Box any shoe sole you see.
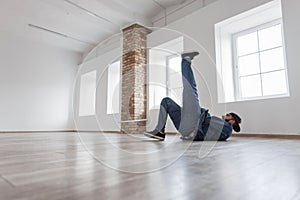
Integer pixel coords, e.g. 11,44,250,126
181,52,199,59
180,136,193,140
144,132,164,141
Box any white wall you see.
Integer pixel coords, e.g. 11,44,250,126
148,0,300,134
0,31,81,131
76,0,300,134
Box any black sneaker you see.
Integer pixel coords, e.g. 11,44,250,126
144,130,165,141
180,133,204,141
193,134,204,141
181,51,199,60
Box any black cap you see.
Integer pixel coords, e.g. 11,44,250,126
229,112,241,132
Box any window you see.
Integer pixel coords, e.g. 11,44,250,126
79,70,97,116
215,0,289,102
167,55,182,103
148,49,167,109
148,54,182,109
148,37,183,109
233,21,288,99
107,61,121,114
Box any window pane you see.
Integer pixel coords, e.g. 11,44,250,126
107,61,120,114
240,75,262,98
167,55,182,104
238,53,260,76
260,47,284,73
149,84,166,109
237,32,258,56
169,73,182,89
168,56,181,74
148,64,166,109
79,71,96,116
262,70,287,96
258,24,282,51
168,87,182,106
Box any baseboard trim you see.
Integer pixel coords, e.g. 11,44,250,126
0,130,75,134
165,132,179,135
1,130,299,140
0,130,123,134
74,130,122,133
166,132,300,140
232,133,300,140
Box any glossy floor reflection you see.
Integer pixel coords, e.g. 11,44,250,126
0,132,299,200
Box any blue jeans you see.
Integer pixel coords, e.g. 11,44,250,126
155,59,201,136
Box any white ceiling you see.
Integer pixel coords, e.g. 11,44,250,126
0,0,212,54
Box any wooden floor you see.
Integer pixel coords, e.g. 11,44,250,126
0,132,300,200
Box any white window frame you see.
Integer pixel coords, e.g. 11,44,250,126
79,70,97,117
148,54,182,110
232,19,289,101
148,37,183,109
106,60,121,114
166,54,182,104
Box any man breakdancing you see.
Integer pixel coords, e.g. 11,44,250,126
144,52,241,141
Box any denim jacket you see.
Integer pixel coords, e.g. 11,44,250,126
197,108,233,141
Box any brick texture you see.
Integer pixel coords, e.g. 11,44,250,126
121,24,151,134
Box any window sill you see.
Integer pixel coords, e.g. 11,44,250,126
218,93,290,104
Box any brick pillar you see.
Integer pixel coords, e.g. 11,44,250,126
121,24,151,134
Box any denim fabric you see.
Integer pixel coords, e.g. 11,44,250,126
178,59,201,136
155,97,181,132
155,58,233,140
200,116,232,141
155,59,200,135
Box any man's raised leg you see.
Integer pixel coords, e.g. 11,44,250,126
178,52,201,137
